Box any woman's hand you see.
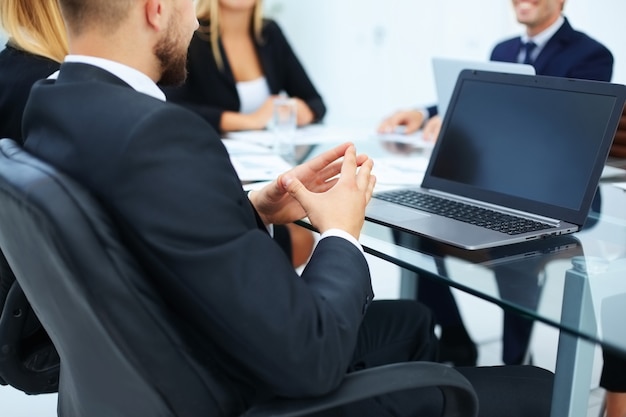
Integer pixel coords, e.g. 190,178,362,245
293,98,315,126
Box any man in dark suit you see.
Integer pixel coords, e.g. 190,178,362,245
468,0,614,366
21,0,555,415
491,0,613,81
379,0,613,135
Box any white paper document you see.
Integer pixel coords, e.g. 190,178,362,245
371,131,436,149
611,182,626,191
601,165,626,179
228,154,292,182
371,156,430,185
221,139,271,155
227,125,367,147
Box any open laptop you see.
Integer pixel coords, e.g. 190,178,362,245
432,57,535,119
366,70,626,250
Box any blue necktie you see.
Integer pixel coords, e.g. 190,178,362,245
522,41,537,65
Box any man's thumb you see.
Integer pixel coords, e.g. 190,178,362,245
282,175,307,201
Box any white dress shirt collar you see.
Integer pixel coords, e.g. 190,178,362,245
64,55,166,102
521,14,565,50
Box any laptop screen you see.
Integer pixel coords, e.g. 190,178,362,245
422,70,625,226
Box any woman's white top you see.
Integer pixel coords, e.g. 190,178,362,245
236,77,271,114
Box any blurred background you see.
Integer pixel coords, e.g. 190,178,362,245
263,0,626,126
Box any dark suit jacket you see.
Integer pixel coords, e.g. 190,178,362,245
163,19,326,132
0,45,59,143
490,17,613,81
428,17,614,118
23,62,372,416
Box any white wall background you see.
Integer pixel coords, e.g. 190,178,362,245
2,1,623,128
264,0,626,127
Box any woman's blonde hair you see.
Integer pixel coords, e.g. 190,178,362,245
195,0,264,70
0,0,68,62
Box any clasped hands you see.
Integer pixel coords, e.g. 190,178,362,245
248,142,376,240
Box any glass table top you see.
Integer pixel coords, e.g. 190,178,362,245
292,134,626,356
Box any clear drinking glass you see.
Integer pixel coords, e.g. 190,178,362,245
271,97,297,165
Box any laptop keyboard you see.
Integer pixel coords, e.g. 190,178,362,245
373,190,556,235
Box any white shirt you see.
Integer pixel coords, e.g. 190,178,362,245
519,15,565,64
64,55,166,101
59,55,363,253
236,77,271,114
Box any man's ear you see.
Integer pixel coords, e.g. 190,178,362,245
145,0,165,31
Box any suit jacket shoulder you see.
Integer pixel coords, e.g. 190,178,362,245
534,18,613,81
490,17,613,81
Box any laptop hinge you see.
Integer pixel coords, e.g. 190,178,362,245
428,189,562,226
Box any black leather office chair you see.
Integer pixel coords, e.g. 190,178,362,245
0,257,59,394
0,138,478,417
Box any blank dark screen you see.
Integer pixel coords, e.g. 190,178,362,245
429,79,615,211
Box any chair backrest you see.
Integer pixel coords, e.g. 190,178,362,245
0,254,60,394
0,139,219,416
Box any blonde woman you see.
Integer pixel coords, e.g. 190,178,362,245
0,0,68,142
163,0,325,133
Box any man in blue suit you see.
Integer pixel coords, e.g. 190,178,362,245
489,0,614,366
491,0,613,81
378,0,613,136
379,0,615,367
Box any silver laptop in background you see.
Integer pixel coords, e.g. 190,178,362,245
432,57,535,119
366,70,626,250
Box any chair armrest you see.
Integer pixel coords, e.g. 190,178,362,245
243,361,478,417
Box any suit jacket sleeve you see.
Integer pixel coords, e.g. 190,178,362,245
104,105,372,396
